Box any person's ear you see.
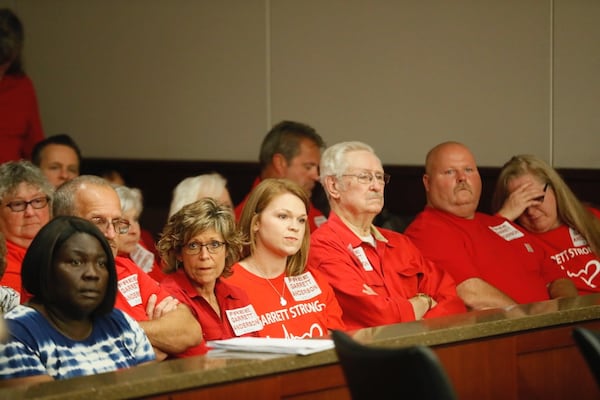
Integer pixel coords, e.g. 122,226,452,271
252,215,260,233
272,153,287,176
423,174,430,193
324,175,342,200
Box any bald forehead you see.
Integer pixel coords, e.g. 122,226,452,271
426,142,475,172
74,183,121,216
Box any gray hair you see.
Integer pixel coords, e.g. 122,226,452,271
168,173,228,217
319,141,377,186
114,185,143,216
53,175,112,217
0,160,54,207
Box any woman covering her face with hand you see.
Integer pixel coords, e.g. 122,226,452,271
492,154,600,295
0,216,155,387
157,198,260,356
226,179,345,338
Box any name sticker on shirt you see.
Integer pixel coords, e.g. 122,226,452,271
226,305,263,336
117,274,142,307
131,243,155,273
286,271,322,301
351,246,374,271
488,221,524,242
569,227,588,247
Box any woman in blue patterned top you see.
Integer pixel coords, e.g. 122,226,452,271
0,216,155,387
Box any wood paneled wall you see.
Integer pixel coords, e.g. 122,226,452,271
82,158,600,239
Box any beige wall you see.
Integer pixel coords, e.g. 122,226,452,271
5,0,599,168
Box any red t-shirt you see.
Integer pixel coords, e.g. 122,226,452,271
0,75,45,163
113,256,173,321
161,269,259,356
126,240,167,283
529,208,600,295
405,207,565,304
1,240,27,302
226,263,345,338
234,177,327,232
308,212,466,330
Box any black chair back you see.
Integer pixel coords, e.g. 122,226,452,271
573,326,600,389
331,330,457,400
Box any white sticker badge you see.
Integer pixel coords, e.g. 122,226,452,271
351,246,374,271
286,271,322,301
569,227,588,247
226,304,263,336
117,274,143,307
488,221,524,242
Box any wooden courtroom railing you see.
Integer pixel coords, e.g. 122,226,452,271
3,294,600,400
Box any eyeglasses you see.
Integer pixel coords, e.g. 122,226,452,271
342,172,391,185
183,241,226,255
533,183,549,202
90,216,131,234
4,196,49,212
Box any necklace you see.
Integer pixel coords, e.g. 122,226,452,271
249,261,287,306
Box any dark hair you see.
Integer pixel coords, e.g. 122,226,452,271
259,120,325,170
31,134,83,167
0,8,24,75
21,216,118,316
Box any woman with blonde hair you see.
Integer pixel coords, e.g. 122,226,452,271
158,198,260,355
492,154,600,294
226,179,344,338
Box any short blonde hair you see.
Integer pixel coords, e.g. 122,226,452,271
158,198,245,275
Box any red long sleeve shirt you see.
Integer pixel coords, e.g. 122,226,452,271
0,75,44,163
308,212,466,330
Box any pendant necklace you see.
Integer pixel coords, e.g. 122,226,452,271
250,261,287,306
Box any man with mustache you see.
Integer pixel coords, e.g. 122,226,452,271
405,141,577,310
308,141,465,330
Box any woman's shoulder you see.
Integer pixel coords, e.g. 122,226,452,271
0,74,35,91
586,205,600,219
5,304,40,321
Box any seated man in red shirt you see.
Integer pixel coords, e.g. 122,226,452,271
404,141,577,310
308,141,466,331
234,120,327,232
53,175,203,359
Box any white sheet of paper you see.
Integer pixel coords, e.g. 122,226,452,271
206,337,334,356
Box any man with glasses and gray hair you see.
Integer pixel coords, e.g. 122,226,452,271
307,141,466,330
53,175,203,359
0,160,53,302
